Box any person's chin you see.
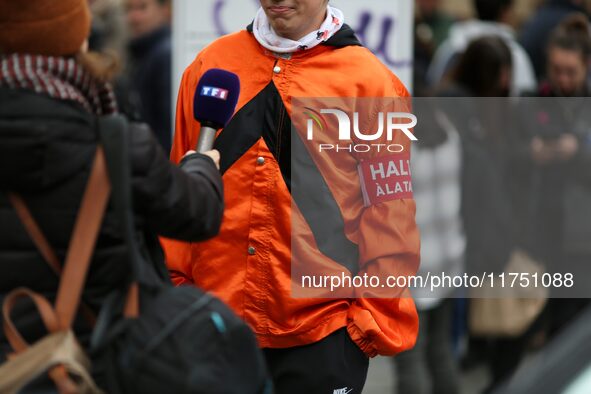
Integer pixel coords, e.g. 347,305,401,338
271,20,295,36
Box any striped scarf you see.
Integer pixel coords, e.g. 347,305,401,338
0,54,118,115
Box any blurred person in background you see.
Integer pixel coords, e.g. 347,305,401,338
120,0,172,153
439,36,513,97
88,0,127,58
527,13,591,339
520,0,590,80
0,0,223,390
393,104,465,394
428,0,537,95
439,37,542,392
414,0,455,96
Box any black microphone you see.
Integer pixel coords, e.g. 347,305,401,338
193,68,241,152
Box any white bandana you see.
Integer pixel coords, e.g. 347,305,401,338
252,5,345,54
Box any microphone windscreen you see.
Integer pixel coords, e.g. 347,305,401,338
193,68,241,129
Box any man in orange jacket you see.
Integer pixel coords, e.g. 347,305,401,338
162,1,420,392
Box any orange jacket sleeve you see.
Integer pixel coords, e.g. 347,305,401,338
346,203,420,356
346,78,421,357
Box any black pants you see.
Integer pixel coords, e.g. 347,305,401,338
263,328,369,394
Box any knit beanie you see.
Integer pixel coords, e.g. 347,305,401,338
0,0,91,56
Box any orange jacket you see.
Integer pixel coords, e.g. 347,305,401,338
162,24,420,357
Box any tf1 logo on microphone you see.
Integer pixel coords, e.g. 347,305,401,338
201,86,229,100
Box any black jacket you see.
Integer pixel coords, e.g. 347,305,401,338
0,87,223,355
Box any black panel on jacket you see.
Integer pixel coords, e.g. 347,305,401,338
291,132,360,275
214,81,290,189
214,81,360,274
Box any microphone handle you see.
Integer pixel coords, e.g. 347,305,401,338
196,126,217,153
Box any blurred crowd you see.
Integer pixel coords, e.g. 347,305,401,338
83,0,591,392
408,0,591,393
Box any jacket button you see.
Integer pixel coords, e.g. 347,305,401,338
273,66,281,74
257,157,265,165
248,246,256,255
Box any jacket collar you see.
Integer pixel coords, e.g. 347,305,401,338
246,22,362,49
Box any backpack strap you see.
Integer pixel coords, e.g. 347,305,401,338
4,146,110,337
8,195,62,276
3,147,110,393
2,288,59,353
54,146,111,329
7,196,97,327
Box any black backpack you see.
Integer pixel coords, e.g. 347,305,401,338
90,115,271,394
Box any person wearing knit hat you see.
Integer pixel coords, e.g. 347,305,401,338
0,0,120,113
0,0,224,392
0,0,91,56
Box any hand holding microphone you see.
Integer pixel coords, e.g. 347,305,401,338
183,149,220,170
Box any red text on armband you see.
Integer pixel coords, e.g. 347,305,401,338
358,153,413,206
